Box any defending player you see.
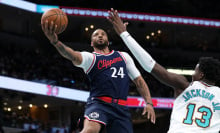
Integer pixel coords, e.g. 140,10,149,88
41,20,156,133
108,8,220,133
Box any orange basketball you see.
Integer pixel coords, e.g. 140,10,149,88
41,8,68,34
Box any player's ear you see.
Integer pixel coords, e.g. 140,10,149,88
199,72,204,80
91,42,93,47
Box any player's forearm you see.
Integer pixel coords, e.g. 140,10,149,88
52,41,82,65
120,31,156,73
52,41,72,60
134,76,153,105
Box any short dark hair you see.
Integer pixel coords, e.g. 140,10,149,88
198,57,220,84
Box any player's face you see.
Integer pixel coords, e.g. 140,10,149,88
192,64,204,81
91,29,109,49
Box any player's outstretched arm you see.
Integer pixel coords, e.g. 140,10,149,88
107,8,189,90
41,20,82,65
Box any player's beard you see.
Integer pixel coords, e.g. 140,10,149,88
93,40,109,50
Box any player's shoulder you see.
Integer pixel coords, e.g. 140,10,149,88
190,81,218,88
117,51,128,54
80,51,95,61
117,51,135,65
117,51,131,57
81,51,94,55
81,51,95,56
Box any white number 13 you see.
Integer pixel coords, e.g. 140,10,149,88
110,67,125,78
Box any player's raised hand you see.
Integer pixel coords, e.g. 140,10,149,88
107,8,128,35
142,104,156,124
41,20,58,45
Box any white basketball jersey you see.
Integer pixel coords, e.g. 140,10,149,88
168,81,220,133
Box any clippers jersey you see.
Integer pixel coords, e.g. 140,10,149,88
87,50,129,100
168,81,220,133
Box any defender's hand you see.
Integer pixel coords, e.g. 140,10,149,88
142,104,156,124
107,8,128,35
41,20,59,45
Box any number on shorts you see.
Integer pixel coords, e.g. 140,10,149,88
183,103,212,128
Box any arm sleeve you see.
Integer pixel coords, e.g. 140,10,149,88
120,52,141,80
120,31,156,73
75,51,95,73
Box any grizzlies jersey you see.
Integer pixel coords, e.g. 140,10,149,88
168,81,220,133
87,50,130,100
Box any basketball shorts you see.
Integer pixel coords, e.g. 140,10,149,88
84,97,133,133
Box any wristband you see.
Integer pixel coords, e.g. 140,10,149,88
51,40,59,46
147,102,154,107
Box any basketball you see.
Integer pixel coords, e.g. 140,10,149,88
41,8,68,34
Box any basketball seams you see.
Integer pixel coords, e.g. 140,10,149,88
61,11,67,30
51,9,60,33
41,8,68,34
60,9,68,33
53,9,62,33
58,12,62,33
52,9,64,34
42,14,58,22
63,13,68,30
59,9,68,32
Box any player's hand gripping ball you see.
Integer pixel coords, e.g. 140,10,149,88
41,8,68,34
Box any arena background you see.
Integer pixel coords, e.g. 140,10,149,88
0,0,220,133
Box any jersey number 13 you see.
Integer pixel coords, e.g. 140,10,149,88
183,103,212,128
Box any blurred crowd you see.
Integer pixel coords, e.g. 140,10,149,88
0,43,174,98
2,110,71,133
0,42,174,133
0,43,89,90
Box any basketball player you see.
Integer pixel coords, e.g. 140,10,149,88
108,8,220,133
41,20,156,133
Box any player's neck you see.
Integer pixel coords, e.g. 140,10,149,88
93,47,110,54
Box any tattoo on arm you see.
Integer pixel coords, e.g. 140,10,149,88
54,41,76,61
